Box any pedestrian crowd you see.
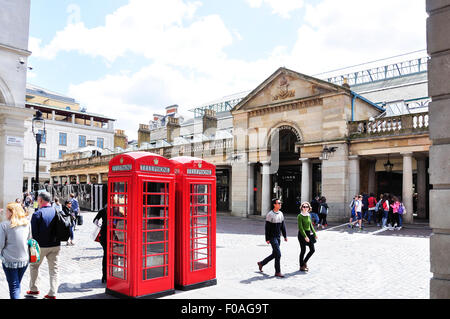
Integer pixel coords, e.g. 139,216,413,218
348,193,406,231
0,191,98,299
257,192,408,277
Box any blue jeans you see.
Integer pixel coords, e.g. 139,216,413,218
2,264,28,299
382,210,389,227
261,237,282,273
398,214,403,227
310,213,319,224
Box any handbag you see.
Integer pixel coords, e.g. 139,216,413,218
28,239,41,264
307,231,317,244
91,224,101,242
77,214,84,226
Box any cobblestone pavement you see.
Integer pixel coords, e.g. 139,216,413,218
0,212,432,299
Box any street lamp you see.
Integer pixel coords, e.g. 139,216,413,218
384,154,394,173
32,110,45,207
321,146,337,161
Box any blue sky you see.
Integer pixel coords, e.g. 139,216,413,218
27,0,427,140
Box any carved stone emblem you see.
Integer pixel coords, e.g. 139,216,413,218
272,75,295,101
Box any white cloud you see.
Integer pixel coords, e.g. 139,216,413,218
32,0,427,140
246,0,304,19
282,0,427,75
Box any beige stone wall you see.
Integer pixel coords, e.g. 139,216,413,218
427,0,450,298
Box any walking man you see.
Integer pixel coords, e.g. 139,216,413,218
27,191,61,299
257,199,288,278
70,193,79,230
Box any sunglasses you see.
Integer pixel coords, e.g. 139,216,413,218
301,205,309,208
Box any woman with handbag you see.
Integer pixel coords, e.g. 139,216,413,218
297,202,318,272
0,202,32,299
62,200,75,246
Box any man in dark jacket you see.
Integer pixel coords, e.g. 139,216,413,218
27,191,60,299
257,198,287,278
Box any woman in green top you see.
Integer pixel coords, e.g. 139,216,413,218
297,202,318,272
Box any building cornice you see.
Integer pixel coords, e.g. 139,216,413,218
0,43,32,56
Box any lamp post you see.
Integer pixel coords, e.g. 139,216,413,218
384,154,394,193
32,110,45,207
321,146,337,161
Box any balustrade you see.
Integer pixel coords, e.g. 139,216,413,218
349,112,429,138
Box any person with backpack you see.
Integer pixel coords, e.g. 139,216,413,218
348,195,358,228
70,193,80,230
391,196,405,231
27,191,61,299
317,196,329,229
367,193,377,225
0,202,32,299
375,194,384,227
381,193,390,229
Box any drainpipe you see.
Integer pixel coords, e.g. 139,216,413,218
351,93,357,122
350,91,385,121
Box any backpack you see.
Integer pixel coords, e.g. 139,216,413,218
28,239,40,264
398,203,404,214
51,209,72,241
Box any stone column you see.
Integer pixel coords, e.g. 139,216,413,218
98,173,102,184
401,152,414,224
261,161,271,217
86,174,91,184
427,0,450,298
300,158,310,203
416,156,427,219
348,155,360,198
76,175,80,184
247,163,255,216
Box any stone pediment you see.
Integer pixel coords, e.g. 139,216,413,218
232,67,345,113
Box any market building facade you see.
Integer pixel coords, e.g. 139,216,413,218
50,59,431,223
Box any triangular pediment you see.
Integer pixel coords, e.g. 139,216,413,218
232,67,347,113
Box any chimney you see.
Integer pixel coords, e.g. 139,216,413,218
166,116,180,143
165,104,178,115
138,124,151,147
202,109,217,137
114,129,128,149
342,77,350,89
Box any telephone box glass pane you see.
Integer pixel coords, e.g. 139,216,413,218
189,184,211,272
109,181,128,280
142,181,169,281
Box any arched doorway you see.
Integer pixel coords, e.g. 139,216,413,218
269,125,302,215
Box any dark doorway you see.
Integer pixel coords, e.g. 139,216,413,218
275,128,301,214
276,165,301,215
377,171,402,196
216,169,230,212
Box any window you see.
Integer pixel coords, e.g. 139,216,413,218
79,135,86,147
39,148,46,158
58,150,66,159
39,130,46,144
59,133,67,146
97,137,104,149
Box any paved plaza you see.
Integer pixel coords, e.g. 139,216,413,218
0,212,432,299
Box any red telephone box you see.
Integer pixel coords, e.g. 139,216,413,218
106,152,176,298
170,156,217,290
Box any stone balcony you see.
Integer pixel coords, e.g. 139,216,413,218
50,138,234,175
348,112,429,139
